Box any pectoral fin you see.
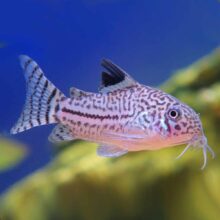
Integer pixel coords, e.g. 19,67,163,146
49,124,75,143
97,145,128,157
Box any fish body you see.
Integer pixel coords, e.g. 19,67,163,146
11,55,215,168
57,87,198,151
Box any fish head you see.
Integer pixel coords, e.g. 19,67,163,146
157,101,215,169
134,88,215,169
162,102,202,142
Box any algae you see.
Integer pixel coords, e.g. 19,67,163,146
0,138,27,172
1,48,220,220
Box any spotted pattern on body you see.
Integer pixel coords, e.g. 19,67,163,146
11,55,215,169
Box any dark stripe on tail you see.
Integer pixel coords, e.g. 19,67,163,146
11,55,65,134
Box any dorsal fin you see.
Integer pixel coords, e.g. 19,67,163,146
99,59,137,93
69,87,88,98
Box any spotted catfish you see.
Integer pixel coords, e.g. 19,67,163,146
11,55,215,169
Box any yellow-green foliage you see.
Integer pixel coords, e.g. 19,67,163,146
1,49,220,220
0,138,27,172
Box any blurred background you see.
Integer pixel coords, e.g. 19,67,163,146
0,0,220,220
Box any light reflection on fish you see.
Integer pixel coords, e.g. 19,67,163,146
11,55,215,169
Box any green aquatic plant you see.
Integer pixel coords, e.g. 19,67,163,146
1,48,220,220
0,138,27,172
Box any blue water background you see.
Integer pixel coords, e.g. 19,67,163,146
0,0,220,193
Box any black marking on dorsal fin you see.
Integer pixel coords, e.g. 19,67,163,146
100,59,137,93
101,71,122,87
101,59,126,87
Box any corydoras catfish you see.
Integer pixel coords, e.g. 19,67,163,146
11,55,215,169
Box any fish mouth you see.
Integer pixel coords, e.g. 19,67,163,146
176,134,215,170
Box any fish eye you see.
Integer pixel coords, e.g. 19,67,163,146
167,109,181,120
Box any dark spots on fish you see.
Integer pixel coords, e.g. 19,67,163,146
71,120,75,125
81,100,87,107
62,107,120,121
164,117,171,133
55,104,60,113
141,99,149,106
146,105,156,110
86,104,91,109
137,104,144,112
172,102,180,106
143,114,150,123
28,66,40,82
153,99,167,106
47,88,57,104
181,122,187,127
121,114,131,119
68,99,73,105
158,107,165,111
60,96,67,102
62,116,66,121
165,102,171,109
103,124,108,129
186,125,194,133
164,96,175,104
29,121,33,128
53,115,60,122
45,106,50,123
115,127,121,132
24,58,32,70
37,116,41,125
147,90,158,101
175,124,181,131
155,121,160,127
90,124,97,128
151,110,157,120
109,125,115,130
84,122,89,127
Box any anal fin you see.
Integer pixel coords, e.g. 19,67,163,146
49,124,75,143
97,145,128,157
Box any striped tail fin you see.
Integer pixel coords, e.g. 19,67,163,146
11,55,65,134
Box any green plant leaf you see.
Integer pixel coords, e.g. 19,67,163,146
0,138,27,172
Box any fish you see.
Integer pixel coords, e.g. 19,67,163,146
11,55,215,169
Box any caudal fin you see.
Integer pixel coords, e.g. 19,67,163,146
11,55,65,134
